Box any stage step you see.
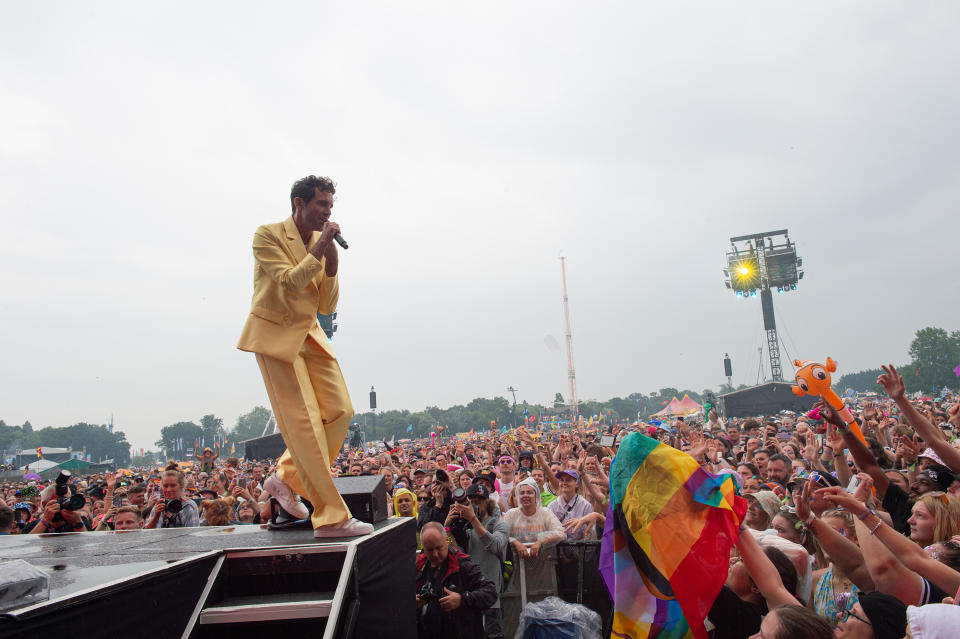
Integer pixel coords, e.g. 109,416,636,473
188,543,356,639
198,591,334,624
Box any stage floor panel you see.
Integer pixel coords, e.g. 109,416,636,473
0,518,408,604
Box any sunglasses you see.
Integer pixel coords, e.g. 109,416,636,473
839,608,871,626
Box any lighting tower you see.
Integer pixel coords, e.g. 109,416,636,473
722,230,803,382
559,256,579,419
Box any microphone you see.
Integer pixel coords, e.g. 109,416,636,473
333,232,349,250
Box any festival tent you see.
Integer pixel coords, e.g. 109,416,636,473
677,394,703,414
652,397,684,418
22,459,59,473
651,395,702,418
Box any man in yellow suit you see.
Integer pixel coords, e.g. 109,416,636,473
238,175,373,537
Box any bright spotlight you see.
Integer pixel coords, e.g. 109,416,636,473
739,266,750,276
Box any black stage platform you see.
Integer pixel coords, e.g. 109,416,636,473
0,517,416,639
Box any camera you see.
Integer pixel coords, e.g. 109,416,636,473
54,470,71,498
451,487,469,505
53,471,86,514
435,468,449,484
164,498,183,514
417,581,441,603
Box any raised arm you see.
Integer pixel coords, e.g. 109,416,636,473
820,478,923,606
880,365,960,473
735,528,801,607
795,478,874,590
819,400,889,496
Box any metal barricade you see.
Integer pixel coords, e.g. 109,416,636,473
501,541,612,638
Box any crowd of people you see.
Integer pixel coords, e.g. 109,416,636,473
4,364,960,638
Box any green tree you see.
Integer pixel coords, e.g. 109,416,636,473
232,406,273,442
156,421,203,458
906,327,960,393
199,414,225,449
836,368,885,394
34,422,130,465
0,421,29,458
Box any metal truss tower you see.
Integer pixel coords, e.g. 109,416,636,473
560,256,579,419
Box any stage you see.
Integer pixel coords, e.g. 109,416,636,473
0,517,417,639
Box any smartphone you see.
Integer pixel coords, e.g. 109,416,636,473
715,451,722,463
599,434,616,447
112,497,123,508
846,476,861,494
239,478,248,489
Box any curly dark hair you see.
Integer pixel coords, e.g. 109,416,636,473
290,175,336,213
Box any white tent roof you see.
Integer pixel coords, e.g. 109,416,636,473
23,459,59,472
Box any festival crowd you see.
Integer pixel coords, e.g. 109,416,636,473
3,364,960,638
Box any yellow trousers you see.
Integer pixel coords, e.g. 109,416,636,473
255,336,353,527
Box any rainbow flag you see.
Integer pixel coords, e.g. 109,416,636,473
600,432,746,639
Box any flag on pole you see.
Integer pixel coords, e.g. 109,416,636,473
407,424,413,433
36,446,43,460
231,442,236,455
109,413,114,433
600,432,746,639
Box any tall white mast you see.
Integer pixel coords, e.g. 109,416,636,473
559,256,579,419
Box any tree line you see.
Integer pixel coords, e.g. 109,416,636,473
4,326,955,464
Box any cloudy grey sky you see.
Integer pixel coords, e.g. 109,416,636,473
2,2,958,451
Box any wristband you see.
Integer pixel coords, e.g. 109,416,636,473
804,512,816,526
856,508,876,521
869,518,883,535
41,519,55,529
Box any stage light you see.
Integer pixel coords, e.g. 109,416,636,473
739,266,750,276
791,284,797,291
750,290,757,298
736,292,742,298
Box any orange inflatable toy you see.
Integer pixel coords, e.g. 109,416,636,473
792,357,867,445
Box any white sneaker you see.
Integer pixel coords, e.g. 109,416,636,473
313,518,374,538
263,474,309,520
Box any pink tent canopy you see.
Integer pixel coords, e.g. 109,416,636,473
652,394,702,418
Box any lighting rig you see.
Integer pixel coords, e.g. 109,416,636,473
722,229,803,382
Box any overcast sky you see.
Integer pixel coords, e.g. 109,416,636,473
2,2,958,452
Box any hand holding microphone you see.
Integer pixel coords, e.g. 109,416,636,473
317,221,349,252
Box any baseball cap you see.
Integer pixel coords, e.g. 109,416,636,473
413,468,425,475
918,464,957,492
472,472,497,489
556,470,580,483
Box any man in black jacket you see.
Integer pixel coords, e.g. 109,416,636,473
416,522,497,639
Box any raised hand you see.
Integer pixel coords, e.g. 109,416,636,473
826,424,845,454
862,402,878,421
688,431,707,461
851,472,873,503
878,365,906,402
899,435,919,465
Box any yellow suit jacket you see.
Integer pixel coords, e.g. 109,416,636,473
237,216,339,363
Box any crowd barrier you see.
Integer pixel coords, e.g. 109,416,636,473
500,540,612,638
